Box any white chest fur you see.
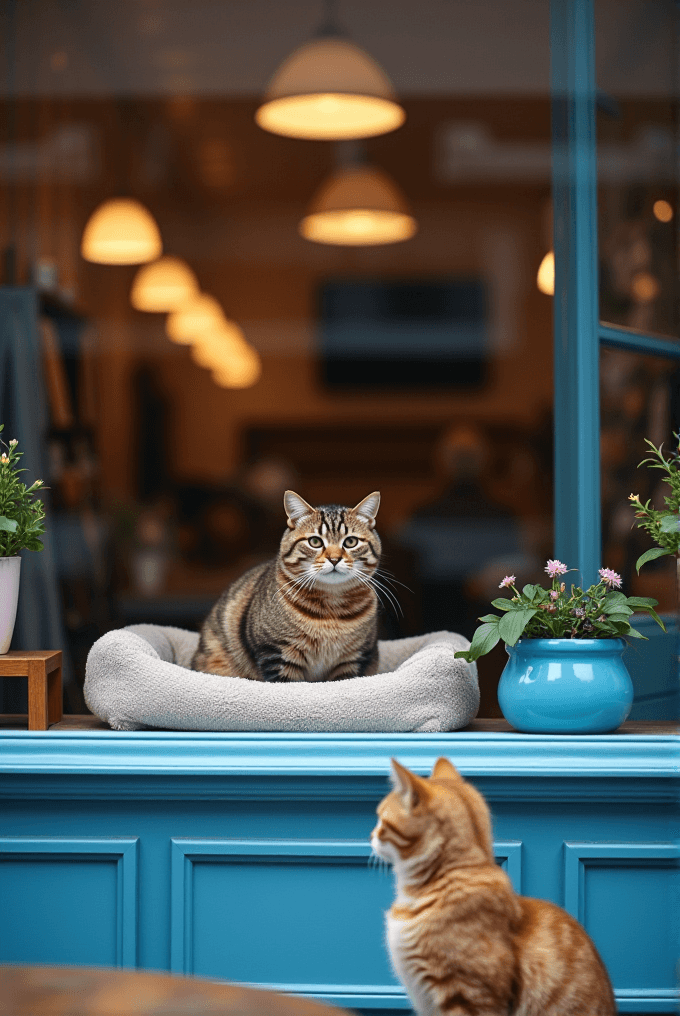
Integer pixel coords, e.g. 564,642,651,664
386,910,438,1016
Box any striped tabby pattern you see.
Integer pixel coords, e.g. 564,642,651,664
192,491,382,682
372,759,616,1016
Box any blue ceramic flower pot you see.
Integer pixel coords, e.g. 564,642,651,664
498,638,633,734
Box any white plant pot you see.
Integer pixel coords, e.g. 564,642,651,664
0,556,21,654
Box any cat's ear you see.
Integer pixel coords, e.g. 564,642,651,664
431,757,460,781
284,491,314,528
353,491,380,528
390,758,428,810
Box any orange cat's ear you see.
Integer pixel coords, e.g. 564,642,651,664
284,491,314,528
390,758,429,809
353,492,380,529
431,757,460,781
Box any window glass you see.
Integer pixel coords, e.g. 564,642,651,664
596,0,679,340
1,1,550,714
600,345,677,613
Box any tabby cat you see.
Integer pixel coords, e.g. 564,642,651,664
192,490,382,682
372,758,615,1016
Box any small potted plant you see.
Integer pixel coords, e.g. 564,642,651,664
454,560,665,733
0,425,46,654
629,436,680,579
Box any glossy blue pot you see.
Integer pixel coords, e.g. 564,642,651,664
498,638,633,734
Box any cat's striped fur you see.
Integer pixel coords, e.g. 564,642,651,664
191,491,382,682
372,758,616,1016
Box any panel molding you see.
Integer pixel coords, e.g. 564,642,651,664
171,838,373,976
493,840,523,893
0,837,139,967
564,841,680,1014
171,836,523,995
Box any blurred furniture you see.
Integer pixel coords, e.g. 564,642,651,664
0,965,343,1016
0,650,61,729
0,720,677,1014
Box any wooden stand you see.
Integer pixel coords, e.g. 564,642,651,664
0,651,62,730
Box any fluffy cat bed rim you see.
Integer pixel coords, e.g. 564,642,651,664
84,625,479,734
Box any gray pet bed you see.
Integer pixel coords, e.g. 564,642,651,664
84,625,479,733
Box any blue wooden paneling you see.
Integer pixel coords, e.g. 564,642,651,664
0,837,138,967
0,729,677,1013
564,843,680,1013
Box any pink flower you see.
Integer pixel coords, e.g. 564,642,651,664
549,589,559,600
545,559,568,577
499,575,516,589
598,567,622,589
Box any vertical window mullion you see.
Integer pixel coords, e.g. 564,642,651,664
551,0,600,587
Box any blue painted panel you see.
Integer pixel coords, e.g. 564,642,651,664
1,858,117,965
172,840,395,985
0,838,138,967
564,843,680,1007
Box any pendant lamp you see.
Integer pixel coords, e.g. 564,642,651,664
190,323,262,389
536,251,554,296
131,256,199,312
212,346,262,389
256,36,405,140
81,198,162,265
300,165,417,245
166,293,226,344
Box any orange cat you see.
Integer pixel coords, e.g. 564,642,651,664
371,758,615,1016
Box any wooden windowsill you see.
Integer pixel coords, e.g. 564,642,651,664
0,714,677,734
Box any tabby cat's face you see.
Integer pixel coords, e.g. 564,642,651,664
371,758,493,875
280,491,381,589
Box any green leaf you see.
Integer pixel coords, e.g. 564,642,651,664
625,596,660,608
636,547,673,573
499,608,537,647
603,603,633,616
0,516,18,533
626,627,647,639
23,538,43,552
477,614,501,624
659,514,680,533
607,612,633,624
455,622,502,662
490,597,519,611
631,606,666,632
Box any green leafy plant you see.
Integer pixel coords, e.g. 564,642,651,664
454,560,664,663
0,425,46,556
630,436,680,573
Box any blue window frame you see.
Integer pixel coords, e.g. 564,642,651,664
551,0,680,587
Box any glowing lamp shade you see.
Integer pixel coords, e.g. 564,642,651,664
81,198,162,265
213,346,262,389
255,37,405,140
300,166,417,246
131,256,199,312
166,294,226,344
537,250,555,296
190,324,262,389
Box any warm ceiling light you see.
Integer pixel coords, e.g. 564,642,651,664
255,37,405,140
81,198,162,264
131,256,199,312
299,165,417,245
166,293,226,344
189,325,262,388
212,347,262,389
537,250,555,296
653,199,673,223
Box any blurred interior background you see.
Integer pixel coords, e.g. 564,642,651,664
0,0,678,716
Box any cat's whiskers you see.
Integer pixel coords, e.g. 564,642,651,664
356,571,402,617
